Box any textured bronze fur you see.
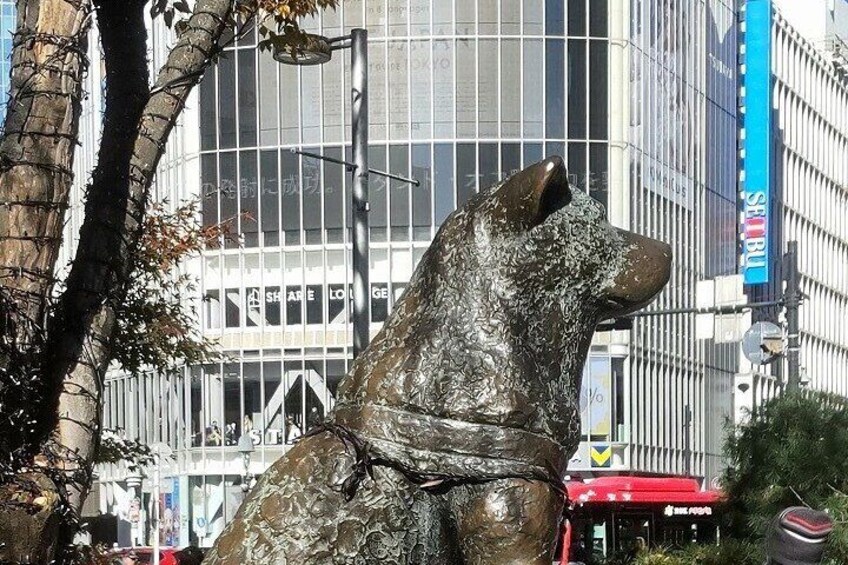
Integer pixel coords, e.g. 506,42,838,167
206,157,671,564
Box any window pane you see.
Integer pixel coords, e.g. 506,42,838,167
205,289,221,330
567,0,586,36
567,39,587,139
434,143,455,224
201,153,218,228
456,39,476,138
501,40,521,138
456,0,475,34
257,50,278,146
478,142,499,190
281,150,301,244
225,289,240,328
523,40,543,138
546,141,565,159
589,0,607,37
263,361,283,445
589,142,608,210
302,150,322,239
411,0,430,35
219,152,238,249
284,363,304,442
433,40,454,137
366,0,386,37
501,142,521,180
285,286,302,325
410,40,432,139
243,363,262,443
479,0,497,34
324,146,344,242
304,361,326,432
265,286,281,326
389,144,410,233
306,285,323,325
523,0,543,34
388,41,409,138
239,151,259,247
433,0,452,35
545,39,565,139
344,0,364,28
322,0,342,36
568,142,586,192
589,40,608,140
200,67,217,150
246,287,261,327
260,150,279,243
218,52,236,149
280,64,300,144
368,43,387,140
301,67,320,144
502,0,520,35
237,49,257,147
371,283,389,323
388,0,406,36
456,142,477,205
411,144,432,230
523,142,543,166
322,51,344,142
478,39,498,138
546,0,564,35
370,145,388,238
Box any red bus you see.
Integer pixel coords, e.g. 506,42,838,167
559,476,723,564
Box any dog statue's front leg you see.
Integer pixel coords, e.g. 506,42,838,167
450,478,564,565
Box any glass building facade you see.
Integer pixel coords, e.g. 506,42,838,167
90,0,740,548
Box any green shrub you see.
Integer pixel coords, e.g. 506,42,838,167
634,540,762,565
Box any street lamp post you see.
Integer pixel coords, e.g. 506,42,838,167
275,29,416,359
349,28,370,359
274,30,369,358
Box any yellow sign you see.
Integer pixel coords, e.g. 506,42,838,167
590,445,612,468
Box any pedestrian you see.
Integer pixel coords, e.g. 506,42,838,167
285,415,302,444
307,406,322,430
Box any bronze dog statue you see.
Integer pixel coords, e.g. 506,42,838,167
206,157,671,564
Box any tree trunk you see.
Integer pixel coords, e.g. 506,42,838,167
0,0,91,355
1,1,235,562
43,0,235,521
39,0,150,515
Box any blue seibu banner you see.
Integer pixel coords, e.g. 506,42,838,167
742,0,772,285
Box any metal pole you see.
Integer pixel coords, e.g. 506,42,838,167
683,404,692,476
351,28,369,359
152,453,160,565
784,241,801,391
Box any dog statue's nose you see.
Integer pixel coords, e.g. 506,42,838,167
605,229,672,315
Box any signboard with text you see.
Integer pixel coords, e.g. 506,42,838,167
742,0,772,285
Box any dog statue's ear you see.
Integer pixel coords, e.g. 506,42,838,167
495,156,572,230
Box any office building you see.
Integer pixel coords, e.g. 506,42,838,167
736,0,848,409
